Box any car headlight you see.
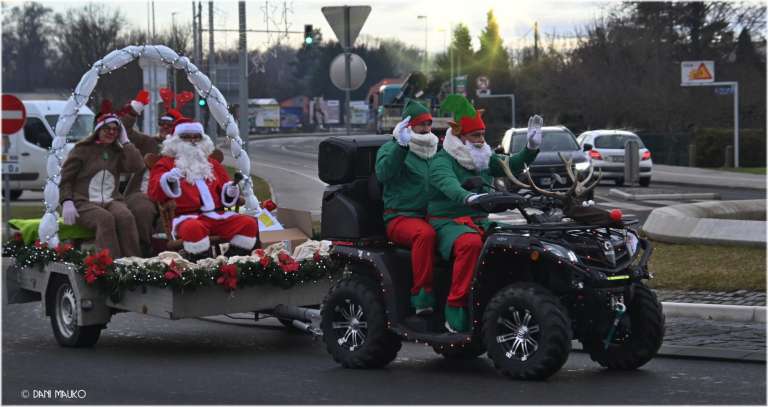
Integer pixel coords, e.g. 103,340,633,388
542,242,578,263
626,231,640,257
574,161,591,172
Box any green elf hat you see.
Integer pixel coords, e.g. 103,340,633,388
402,100,432,126
440,94,485,135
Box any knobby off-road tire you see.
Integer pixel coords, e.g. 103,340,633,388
49,278,102,347
321,276,401,368
482,283,571,380
432,337,486,359
582,283,665,370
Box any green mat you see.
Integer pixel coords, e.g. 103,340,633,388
8,218,95,245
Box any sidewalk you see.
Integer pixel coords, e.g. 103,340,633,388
654,164,766,190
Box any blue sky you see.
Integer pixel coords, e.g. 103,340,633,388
32,0,611,53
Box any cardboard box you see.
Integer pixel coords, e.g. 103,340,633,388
259,207,314,252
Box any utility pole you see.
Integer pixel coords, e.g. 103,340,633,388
534,21,539,60
238,1,249,153
192,2,200,120
417,15,427,73
208,1,216,141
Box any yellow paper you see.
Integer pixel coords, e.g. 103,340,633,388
258,212,274,227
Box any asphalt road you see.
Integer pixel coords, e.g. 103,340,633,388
3,301,766,405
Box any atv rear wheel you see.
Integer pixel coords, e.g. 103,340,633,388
321,276,401,368
582,283,664,370
483,283,571,380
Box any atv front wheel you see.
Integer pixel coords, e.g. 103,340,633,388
482,283,571,380
321,276,401,368
582,283,665,370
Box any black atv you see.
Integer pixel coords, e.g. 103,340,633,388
316,136,664,380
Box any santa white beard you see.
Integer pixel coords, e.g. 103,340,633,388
161,134,215,183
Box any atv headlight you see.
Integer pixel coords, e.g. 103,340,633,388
574,161,591,172
542,242,578,263
626,231,640,257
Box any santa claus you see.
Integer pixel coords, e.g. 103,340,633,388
147,119,258,259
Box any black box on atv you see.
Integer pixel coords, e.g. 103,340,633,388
321,177,386,240
318,136,391,185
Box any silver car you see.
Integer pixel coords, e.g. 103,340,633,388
576,130,653,187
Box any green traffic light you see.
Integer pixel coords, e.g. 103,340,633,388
198,99,207,107
304,36,313,45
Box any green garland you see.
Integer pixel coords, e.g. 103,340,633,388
3,238,341,297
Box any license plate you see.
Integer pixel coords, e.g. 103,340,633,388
612,156,624,163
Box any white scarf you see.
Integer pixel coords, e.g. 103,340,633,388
442,128,492,171
408,131,438,159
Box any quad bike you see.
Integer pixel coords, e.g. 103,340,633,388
316,136,664,380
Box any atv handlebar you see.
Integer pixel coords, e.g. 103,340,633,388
466,192,526,213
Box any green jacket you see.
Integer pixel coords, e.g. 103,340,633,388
375,139,434,223
428,148,538,259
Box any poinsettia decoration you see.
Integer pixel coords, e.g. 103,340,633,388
164,260,183,281
277,252,300,273
217,263,239,290
84,249,113,284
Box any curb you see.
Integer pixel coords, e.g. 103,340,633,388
609,188,720,201
571,341,765,363
662,302,766,323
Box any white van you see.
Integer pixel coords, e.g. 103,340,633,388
3,100,95,199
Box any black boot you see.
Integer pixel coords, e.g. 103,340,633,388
183,250,210,262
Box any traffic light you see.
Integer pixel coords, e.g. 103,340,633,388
198,98,207,107
304,24,314,46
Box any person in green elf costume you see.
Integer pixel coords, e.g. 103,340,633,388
428,94,543,332
376,100,440,315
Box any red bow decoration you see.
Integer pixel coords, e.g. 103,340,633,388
164,260,183,281
610,209,623,222
262,199,278,212
217,263,239,290
84,249,113,284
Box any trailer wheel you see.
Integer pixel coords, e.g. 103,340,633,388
50,278,102,347
321,276,401,368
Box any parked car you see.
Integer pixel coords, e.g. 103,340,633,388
4,100,95,199
576,130,652,187
498,125,594,199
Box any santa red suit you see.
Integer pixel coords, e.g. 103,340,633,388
148,121,258,255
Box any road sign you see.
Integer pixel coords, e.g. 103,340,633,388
2,94,27,135
2,155,20,174
330,53,367,91
321,6,371,48
681,61,715,85
714,86,734,95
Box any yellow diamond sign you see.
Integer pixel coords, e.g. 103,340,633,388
681,60,715,84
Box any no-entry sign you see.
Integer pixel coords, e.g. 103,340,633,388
2,94,27,135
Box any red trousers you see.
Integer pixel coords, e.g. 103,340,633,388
448,233,483,307
177,214,259,252
386,216,436,295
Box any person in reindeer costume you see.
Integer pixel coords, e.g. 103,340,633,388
59,100,144,258
123,89,194,256
147,117,258,259
375,100,439,316
427,94,542,332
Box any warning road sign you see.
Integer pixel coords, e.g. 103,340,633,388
2,94,27,135
681,61,715,85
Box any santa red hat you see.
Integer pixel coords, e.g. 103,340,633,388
119,90,150,116
172,118,204,136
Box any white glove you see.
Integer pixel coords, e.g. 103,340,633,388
62,200,79,225
464,193,487,204
118,126,130,145
224,182,239,197
168,167,183,179
159,169,183,198
393,116,413,146
526,114,543,150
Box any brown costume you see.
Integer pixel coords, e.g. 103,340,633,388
124,127,163,256
59,132,144,258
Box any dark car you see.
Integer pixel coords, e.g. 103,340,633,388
497,126,593,197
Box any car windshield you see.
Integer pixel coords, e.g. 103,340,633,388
509,130,580,153
594,134,646,149
380,86,401,105
45,114,94,142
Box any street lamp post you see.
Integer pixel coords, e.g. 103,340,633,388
171,11,178,94
417,15,428,73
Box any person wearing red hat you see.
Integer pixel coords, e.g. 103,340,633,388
375,100,439,316
123,89,194,256
59,101,144,258
427,94,542,332
147,119,258,259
